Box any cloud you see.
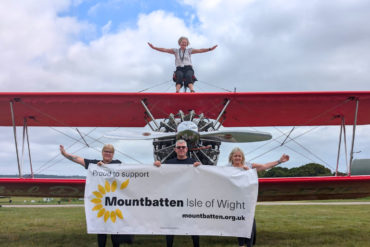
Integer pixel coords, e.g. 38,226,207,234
2,0,370,92
1,0,370,175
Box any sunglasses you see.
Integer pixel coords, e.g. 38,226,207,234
175,146,187,149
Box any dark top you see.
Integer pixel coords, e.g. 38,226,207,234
84,159,122,169
164,157,197,165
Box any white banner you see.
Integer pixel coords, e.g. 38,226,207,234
85,164,258,238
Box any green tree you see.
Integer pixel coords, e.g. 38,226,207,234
259,163,332,177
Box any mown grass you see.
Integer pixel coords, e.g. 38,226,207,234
1,204,370,246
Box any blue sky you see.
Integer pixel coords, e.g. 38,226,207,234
1,0,370,176
60,0,198,42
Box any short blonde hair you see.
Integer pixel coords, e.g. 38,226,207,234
178,36,189,46
102,144,115,153
228,147,245,165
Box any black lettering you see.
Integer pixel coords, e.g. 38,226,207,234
105,196,116,206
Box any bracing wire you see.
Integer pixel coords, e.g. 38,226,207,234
34,127,98,174
197,80,233,92
137,80,172,93
235,98,354,167
19,101,144,174
273,127,334,169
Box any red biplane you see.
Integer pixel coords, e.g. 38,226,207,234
1,91,370,201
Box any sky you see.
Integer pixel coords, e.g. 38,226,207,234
1,0,370,176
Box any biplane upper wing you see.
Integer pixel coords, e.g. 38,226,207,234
1,91,370,127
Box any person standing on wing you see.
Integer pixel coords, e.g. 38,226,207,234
148,36,217,93
154,139,201,247
228,147,290,247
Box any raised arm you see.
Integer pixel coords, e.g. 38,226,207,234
191,45,218,54
60,145,85,167
251,154,289,172
148,42,174,54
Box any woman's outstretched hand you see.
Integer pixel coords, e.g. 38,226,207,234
210,45,218,51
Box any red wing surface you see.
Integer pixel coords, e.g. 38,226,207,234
258,176,370,201
0,178,85,198
1,176,370,201
1,91,370,127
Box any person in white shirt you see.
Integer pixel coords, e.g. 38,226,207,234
229,147,289,247
148,36,217,93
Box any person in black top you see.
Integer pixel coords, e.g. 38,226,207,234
60,144,124,247
154,139,201,247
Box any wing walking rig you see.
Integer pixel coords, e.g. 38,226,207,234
1,91,370,201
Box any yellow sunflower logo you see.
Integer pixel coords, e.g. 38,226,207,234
91,179,129,223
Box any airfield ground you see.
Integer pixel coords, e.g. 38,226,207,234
1,197,370,246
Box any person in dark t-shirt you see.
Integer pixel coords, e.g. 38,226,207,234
154,139,201,247
60,144,124,247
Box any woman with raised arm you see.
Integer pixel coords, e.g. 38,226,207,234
148,36,217,93
60,144,132,247
228,147,289,247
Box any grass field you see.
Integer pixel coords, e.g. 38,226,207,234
1,203,370,247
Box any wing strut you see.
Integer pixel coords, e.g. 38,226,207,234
349,98,360,176
76,128,90,147
335,116,349,176
22,118,34,178
335,117,344,176
280,127,295,146
141,99,160,131
214,99,230,130
10,100,22,178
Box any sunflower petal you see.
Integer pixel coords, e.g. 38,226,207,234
116,209,123,219
111,180,117,192
93,191,103,198
110,211,116,223
92,204,103,211
97,208,105,218
120,179,129,190
104,211,110,222
91,198,102,204
98,184,106,194
105,180,111,192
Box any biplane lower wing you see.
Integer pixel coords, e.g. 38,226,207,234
0,178,85,198
1,176,370,201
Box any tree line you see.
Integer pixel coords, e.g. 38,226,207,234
258,163,344,177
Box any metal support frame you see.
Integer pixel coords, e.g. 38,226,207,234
141,100,160,130
343,123,348,174
335,117,344,176
144,117,155,131
76,128,90,147
22,118,34,178
281,127,295,146
188,110,195,121
349,99,359,176
178,110,185,122
214,99,230,130
10,101,22,178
